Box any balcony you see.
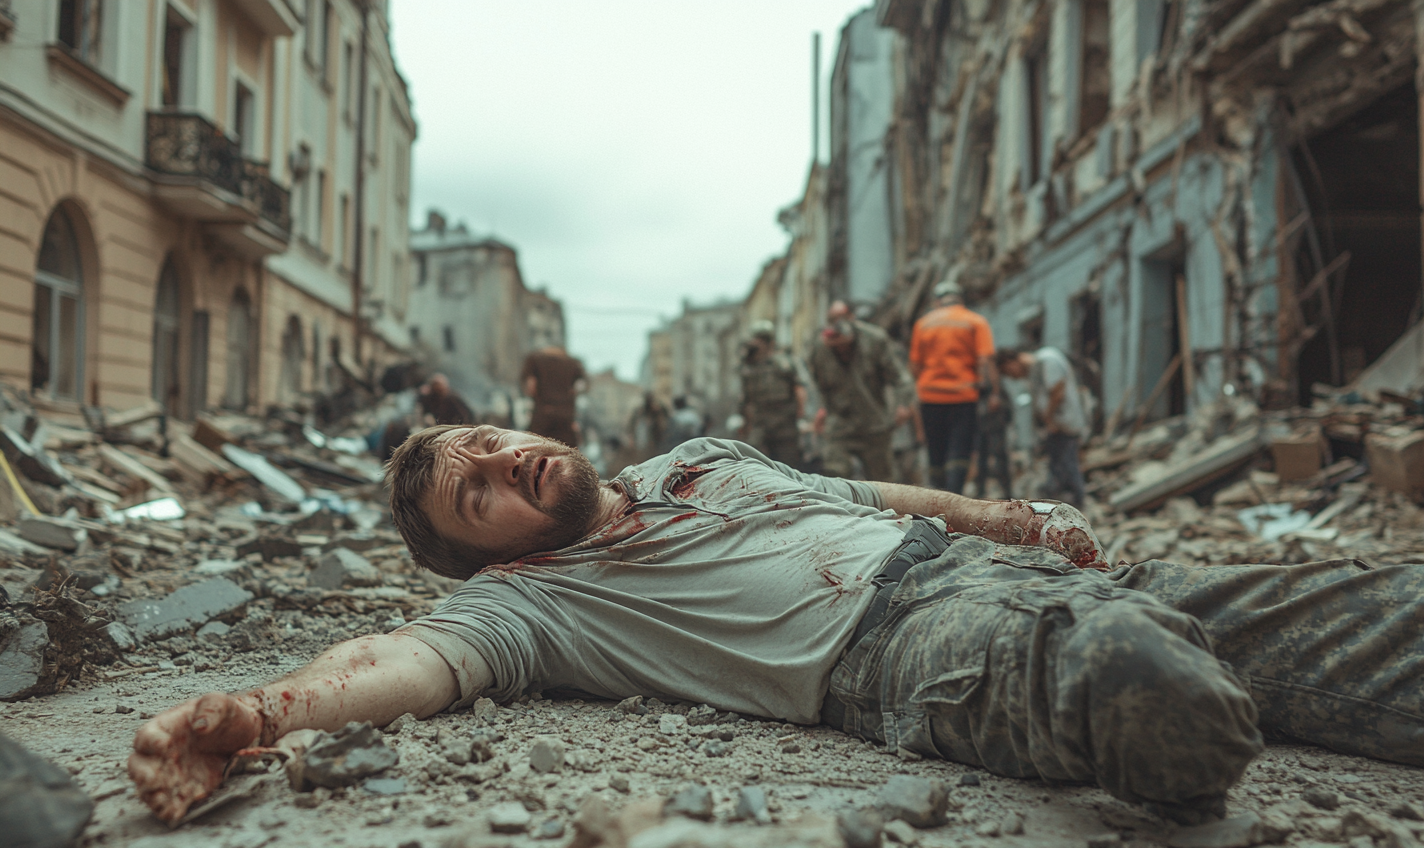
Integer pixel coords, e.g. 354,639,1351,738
145,112,291,257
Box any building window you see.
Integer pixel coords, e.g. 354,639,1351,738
233,81,255,156
31,207,85,400
314,169,327,249
224,288,252,409
338,193,350,266
279,315,304,402
319,1,333,76
1021,42,1048,187
151,257,182,415
58,0,103,65
160,6,191,108
415,253,426,286
342,41,354,120
367,226,380,291
409,325,420,344
367,85,381,161
311,322,322,378
1078,0,1111,137
442,326,455,352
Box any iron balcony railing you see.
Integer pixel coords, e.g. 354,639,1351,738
145,112,291,234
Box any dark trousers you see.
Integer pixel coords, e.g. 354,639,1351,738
826,537,1424,815
973,406,1012,499
1042,432,1085,506
920,402,977,493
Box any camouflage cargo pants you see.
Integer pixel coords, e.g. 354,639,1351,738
824,533,1424,811
822,431,895,482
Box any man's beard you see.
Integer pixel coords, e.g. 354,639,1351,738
515,440,603,556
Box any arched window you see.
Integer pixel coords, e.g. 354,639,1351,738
279,315,304,402
151,258,182,414
224,288,252,409
32,207,85,399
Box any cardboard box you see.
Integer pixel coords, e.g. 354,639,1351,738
1364,430,1424,497
1270,426,1326,482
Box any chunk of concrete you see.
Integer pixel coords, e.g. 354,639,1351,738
0,730,94,848
17,517,86,552
488,801,532,834
309,548,382,590
665,783,714,821
877,774,950,829
116,577,253,641
297,722,398,789
528,736,564,774
0,616,49,701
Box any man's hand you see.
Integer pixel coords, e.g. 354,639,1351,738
1022,500,1109,570
128,692,264,824
812,408,827,436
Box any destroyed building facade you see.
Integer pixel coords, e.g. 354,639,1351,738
406,209,567,412
654,0,1423,434
0,0,415,417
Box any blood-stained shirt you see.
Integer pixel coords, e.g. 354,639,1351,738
398,438,921,724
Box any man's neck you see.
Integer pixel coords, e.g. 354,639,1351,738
586,484,630,533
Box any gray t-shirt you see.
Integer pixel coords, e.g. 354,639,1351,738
399,438,919,724
1030,346,1087,437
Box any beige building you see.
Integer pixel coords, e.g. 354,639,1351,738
0,0,413,418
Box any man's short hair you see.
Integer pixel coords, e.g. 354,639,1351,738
386,425,498,580
994,347,1027,370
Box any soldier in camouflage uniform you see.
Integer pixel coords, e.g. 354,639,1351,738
809,302,915,482
738,320,806,467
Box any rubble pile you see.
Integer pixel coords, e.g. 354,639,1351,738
0,386,450,710
1082,392,1424,567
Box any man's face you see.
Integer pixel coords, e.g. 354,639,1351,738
422,426,603,564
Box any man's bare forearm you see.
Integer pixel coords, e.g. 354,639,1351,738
871,482,1109,568
244,633,464,744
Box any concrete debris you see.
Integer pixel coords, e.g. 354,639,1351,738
0,615,49,701
1304,789,1341,810
488,800,533,833
0,731,93,848
664,782,715,821
876,775,950,829
309,548,382,590
528,736,564,773
838,808,885,848
18,516,88,552
658,714,687,735
617,695,648,715
293,722,398,789
732,786,771,825
116,578,253,642
884,818,921,844
1167,813,1265,848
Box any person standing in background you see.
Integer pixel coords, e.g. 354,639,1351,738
996,346,1088,507
910,278,999,493
738,320,807,468
809,301,914,482
520,345,586,448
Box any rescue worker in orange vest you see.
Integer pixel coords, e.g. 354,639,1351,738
909,277,1000,492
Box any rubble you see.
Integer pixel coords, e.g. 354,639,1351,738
309,548,382,590
292,722,398,789
0,731,93,848
115,578,253,643
876,775,950,829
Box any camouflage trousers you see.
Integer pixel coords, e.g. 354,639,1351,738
824,533,1424,810
822,430,895,482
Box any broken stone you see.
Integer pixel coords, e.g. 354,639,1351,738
609,774,630,793
309,548,382,590
296,722,398,789
0,730,93,848
975,819,1001,837
488,801,532,833
196,621,231,643
837,808,885,848
529,736,564,774
18,517,86,552
733,786,771,825
534,816,565,840
686,704,718,726
0,427,69,488
439,729,473,765
958,773,981,786
884,818,921,845
362,777,406,795
1002,813,1025,836
704,740,730,757
658,714,687,735
1304,789,1341,810
617,695,647,715
0,615,48,701
665,782,714,821
1168,813,1264,848
877,774,949,829
471,697,498,723
102,621,137,652
116,577,253,641
383,712,416,734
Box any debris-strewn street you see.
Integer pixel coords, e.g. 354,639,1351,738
2,381,1424,848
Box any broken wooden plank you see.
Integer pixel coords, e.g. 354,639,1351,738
97,443,175,496
103,400,164,430
1110,427,1265,513
169,432,241,482
62,462,126,495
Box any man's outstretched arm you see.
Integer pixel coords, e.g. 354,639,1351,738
872,482,1110,569
129,632,475,824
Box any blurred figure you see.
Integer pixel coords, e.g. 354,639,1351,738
997,346,1087,507
419,373,477,426
973,394,1013,499
737,320,806,467
808,301,914,482
521,345,586,447
628,392,670,462
667,396,705,447
909,277,998,493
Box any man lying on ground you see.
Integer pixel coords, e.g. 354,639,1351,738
130,427,1424,825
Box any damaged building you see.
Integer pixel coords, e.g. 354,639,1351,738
0,0,415,418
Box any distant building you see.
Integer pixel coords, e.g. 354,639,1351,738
407,210,565,411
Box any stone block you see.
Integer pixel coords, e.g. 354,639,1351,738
0,731,93,847
116,577,253,641
17,516,86,552
0,616,48,701
1365,431,1424,498
309,548,382,590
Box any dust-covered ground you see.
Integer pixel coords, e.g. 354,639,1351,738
5,618,1423,848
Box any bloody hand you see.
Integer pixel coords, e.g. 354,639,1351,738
1024,500,1110,570
127,691,265,824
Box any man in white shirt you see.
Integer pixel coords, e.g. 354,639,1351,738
997,347,1087,506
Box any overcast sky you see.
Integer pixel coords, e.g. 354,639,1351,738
388,1,869,382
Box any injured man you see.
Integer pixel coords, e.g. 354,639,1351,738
129,426,1424,824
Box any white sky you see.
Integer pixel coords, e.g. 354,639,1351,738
388,1,870,382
